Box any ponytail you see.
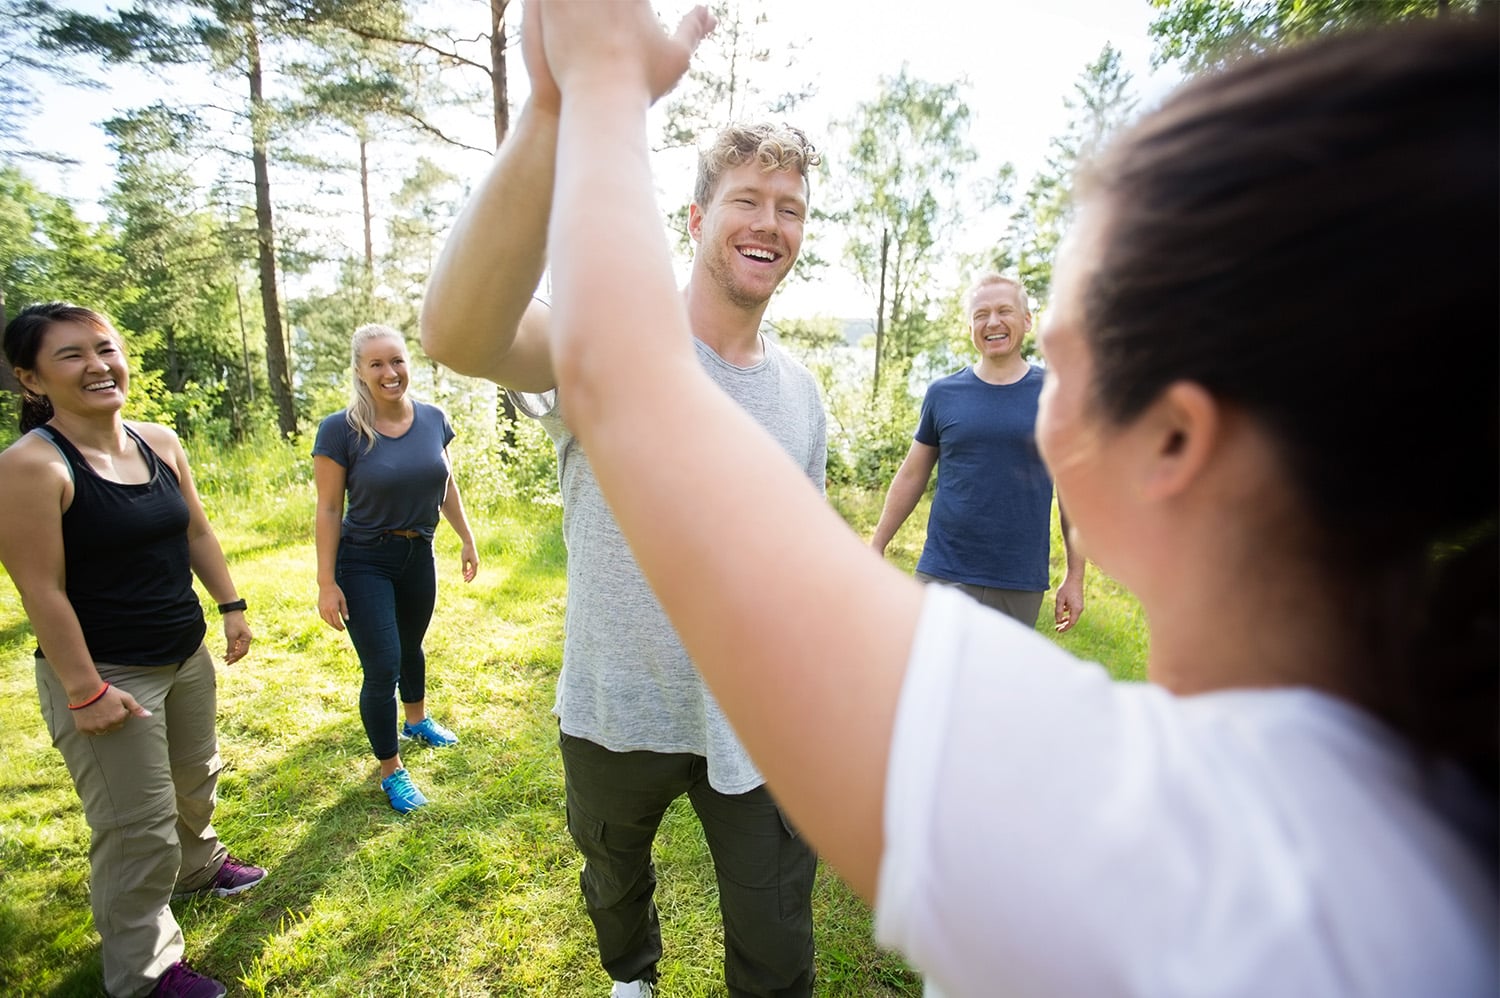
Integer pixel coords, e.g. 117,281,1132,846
19,392,53,432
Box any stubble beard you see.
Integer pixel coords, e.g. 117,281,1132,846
705,244,786,311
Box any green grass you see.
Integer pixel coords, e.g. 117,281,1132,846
0,440,1147,997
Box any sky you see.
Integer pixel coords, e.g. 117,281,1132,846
16,0,1182,320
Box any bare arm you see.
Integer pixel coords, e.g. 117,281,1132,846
1054,500,1087,633
869,440,939,556
539,0,921,900
0,437,149,732
138,424,252,664
440,468,479,583
313,455,349,631
419,44,560,391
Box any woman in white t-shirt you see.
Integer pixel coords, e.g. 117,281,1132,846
437,5,1497,995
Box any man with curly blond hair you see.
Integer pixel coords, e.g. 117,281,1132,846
423,84,826,997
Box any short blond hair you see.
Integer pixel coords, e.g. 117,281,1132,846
693,123,822,208
964,273,1030,315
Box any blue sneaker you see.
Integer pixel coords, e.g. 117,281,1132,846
402,716,459,747
380,768,428,813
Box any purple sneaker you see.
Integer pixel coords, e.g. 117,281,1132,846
151,961,226,998
175,855,266,899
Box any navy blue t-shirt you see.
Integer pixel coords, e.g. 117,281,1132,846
312,400,455,543
914,366,1053,591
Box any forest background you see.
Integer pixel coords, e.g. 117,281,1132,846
0,1,1481,995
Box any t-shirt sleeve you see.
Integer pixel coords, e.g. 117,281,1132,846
874,586,1203,995
508,388,559,420
808,386,828,496
500,295,559,422
439,406,456,448
311,413,350,467
914,383,939,446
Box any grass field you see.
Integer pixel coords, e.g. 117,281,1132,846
0,437,1147,997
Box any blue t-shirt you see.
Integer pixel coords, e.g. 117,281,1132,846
914,365,1053,591
312,400,455,543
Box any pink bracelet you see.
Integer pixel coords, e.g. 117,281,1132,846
68,681,110,710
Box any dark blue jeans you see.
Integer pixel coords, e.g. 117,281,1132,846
336,534,437,761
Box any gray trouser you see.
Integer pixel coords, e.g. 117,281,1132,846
559,730,817,997
37,645,227,998
914,571,1046,628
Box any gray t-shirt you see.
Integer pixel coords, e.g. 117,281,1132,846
512,335,827,793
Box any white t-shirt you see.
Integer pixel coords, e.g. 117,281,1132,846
876,586,1497,997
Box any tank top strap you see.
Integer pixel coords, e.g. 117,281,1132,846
122,423,177,482
30,424,86,483
31,423,176,486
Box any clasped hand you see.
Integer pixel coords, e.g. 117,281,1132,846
523,0,716,107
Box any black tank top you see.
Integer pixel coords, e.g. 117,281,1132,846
34,425,206,665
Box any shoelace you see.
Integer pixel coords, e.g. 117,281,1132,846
158,962,205,991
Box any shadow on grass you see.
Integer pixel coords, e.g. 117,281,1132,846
39,962,101,998
188,719,393,989
0,615,37,653
10,719,376,998
214,537,310,566
200,651,575,995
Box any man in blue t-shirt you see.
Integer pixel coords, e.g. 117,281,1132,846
871,274,1085,631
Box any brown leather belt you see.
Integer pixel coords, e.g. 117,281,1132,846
384,529,422,539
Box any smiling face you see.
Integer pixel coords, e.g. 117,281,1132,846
354,333,409,405
17,319,130,419
969,279,1032,363
688,161,808,310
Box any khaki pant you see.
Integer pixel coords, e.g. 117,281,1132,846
37,645,227,998
914,571,1046,628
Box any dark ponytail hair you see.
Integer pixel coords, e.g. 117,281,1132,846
3,302,116,432
1083,16,1498,792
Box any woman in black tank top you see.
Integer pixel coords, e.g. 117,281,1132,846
0,302,266,998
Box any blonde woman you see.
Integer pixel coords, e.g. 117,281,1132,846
313,324,478,813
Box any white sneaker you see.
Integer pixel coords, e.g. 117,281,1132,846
611,981,653,998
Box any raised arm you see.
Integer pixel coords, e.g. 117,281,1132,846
869,439,938,556
419,19,561,392
537,0,924,900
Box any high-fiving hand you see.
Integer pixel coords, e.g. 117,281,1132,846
526,0,716,106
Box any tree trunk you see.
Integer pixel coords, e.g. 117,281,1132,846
872,226,889,399
490,0,518,448
165,325,181,391
490,0,510,146
247,18,297,437
234,268,254,404
360,132,374,306
0,287,20,395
